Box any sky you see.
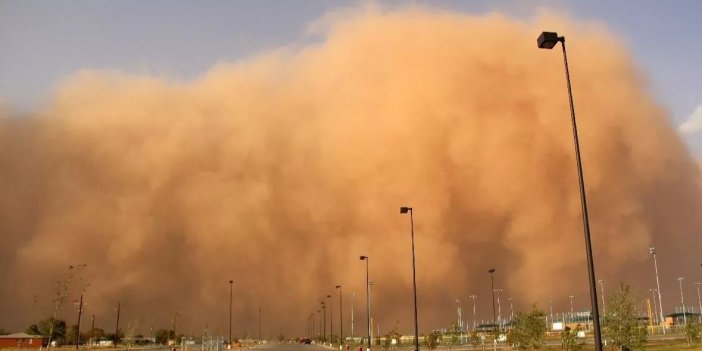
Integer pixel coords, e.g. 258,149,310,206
0,0,701,338
0,0,700,155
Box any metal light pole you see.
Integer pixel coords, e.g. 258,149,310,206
258,308,262,341
350,293,356,339
229,280,233,345
569,295,574,323
360,256,371,351
327,294,333,343
649,247,665,332
469,295,477,331
488,268,497,351
695,283,702,323
649,289,658,325
456,299,462,329
336,286,344,345
495,290,503,327
598,280,606,316
508,298,513,322
400,206,420,351
321,301,326,342
312,312,316,340
114,302,121,348
678,277,687,325
537,31,602,351
549,296,553,328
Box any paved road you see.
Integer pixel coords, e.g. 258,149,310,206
249,343,330,351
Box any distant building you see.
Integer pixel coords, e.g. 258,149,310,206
0,333,48,349
665,312,700,326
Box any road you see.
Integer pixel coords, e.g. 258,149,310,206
249,343,331,351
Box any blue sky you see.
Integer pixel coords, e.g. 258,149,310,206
0,0,700,155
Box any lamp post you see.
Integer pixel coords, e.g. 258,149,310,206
495,290,503,327
336,286,344,345
229,280,233,345
327,294,333,344
569,295,574,323
469,295,477,331
695,283,702,323
321,301,326,342
649,247,665,332
455,299,462,330
508,298,513,322
678,277,687,325
598,280,606,316
360,256,371,351
350,293,356,339
488,268,497,350
549,296,553,328
258,308,262,342
114,302,121,347
400,206,421,351
649,289,658,325
537,31,602,351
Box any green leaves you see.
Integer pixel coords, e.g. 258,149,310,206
601,283,648,351
507,304,547,350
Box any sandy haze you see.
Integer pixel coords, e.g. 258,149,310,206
1,7,701,338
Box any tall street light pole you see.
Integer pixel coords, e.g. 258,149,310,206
400,206,420,351
321,301,326,342
598,280,606,316
350,293,356,339
695,283,702,323
469,295,477,331
336,286,344,345
537,31,602,351
649,289,659,325
258,308,262,341
360,256,371,351
327,295,333,343
488,268,497,350
114,302,121,348
229,280,233,345
649,247,665,332
569,295,574,323
678,277,687,325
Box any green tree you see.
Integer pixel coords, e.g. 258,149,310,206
507,305,547,350
154,329,171,345
27,318,67,342
560,326,584,351
602,284,647,351
0,328,8,335
425,331,440,350
685,318,702,345
469,330,481,348
445,322,461,348
382,327,401,350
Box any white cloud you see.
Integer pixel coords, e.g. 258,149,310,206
679,105,702,134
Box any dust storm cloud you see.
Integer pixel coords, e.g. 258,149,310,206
1,8,701,336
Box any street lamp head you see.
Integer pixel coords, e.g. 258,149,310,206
537,31,562,49
400,207,411,214
488,268,495,274
336,285,341,289
360,255,367,260
229,280,233,284
327,295,331,298
649,247,656,255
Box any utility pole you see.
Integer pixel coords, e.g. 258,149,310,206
75,294,84,350
114,302,121,348
469,295,477,331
